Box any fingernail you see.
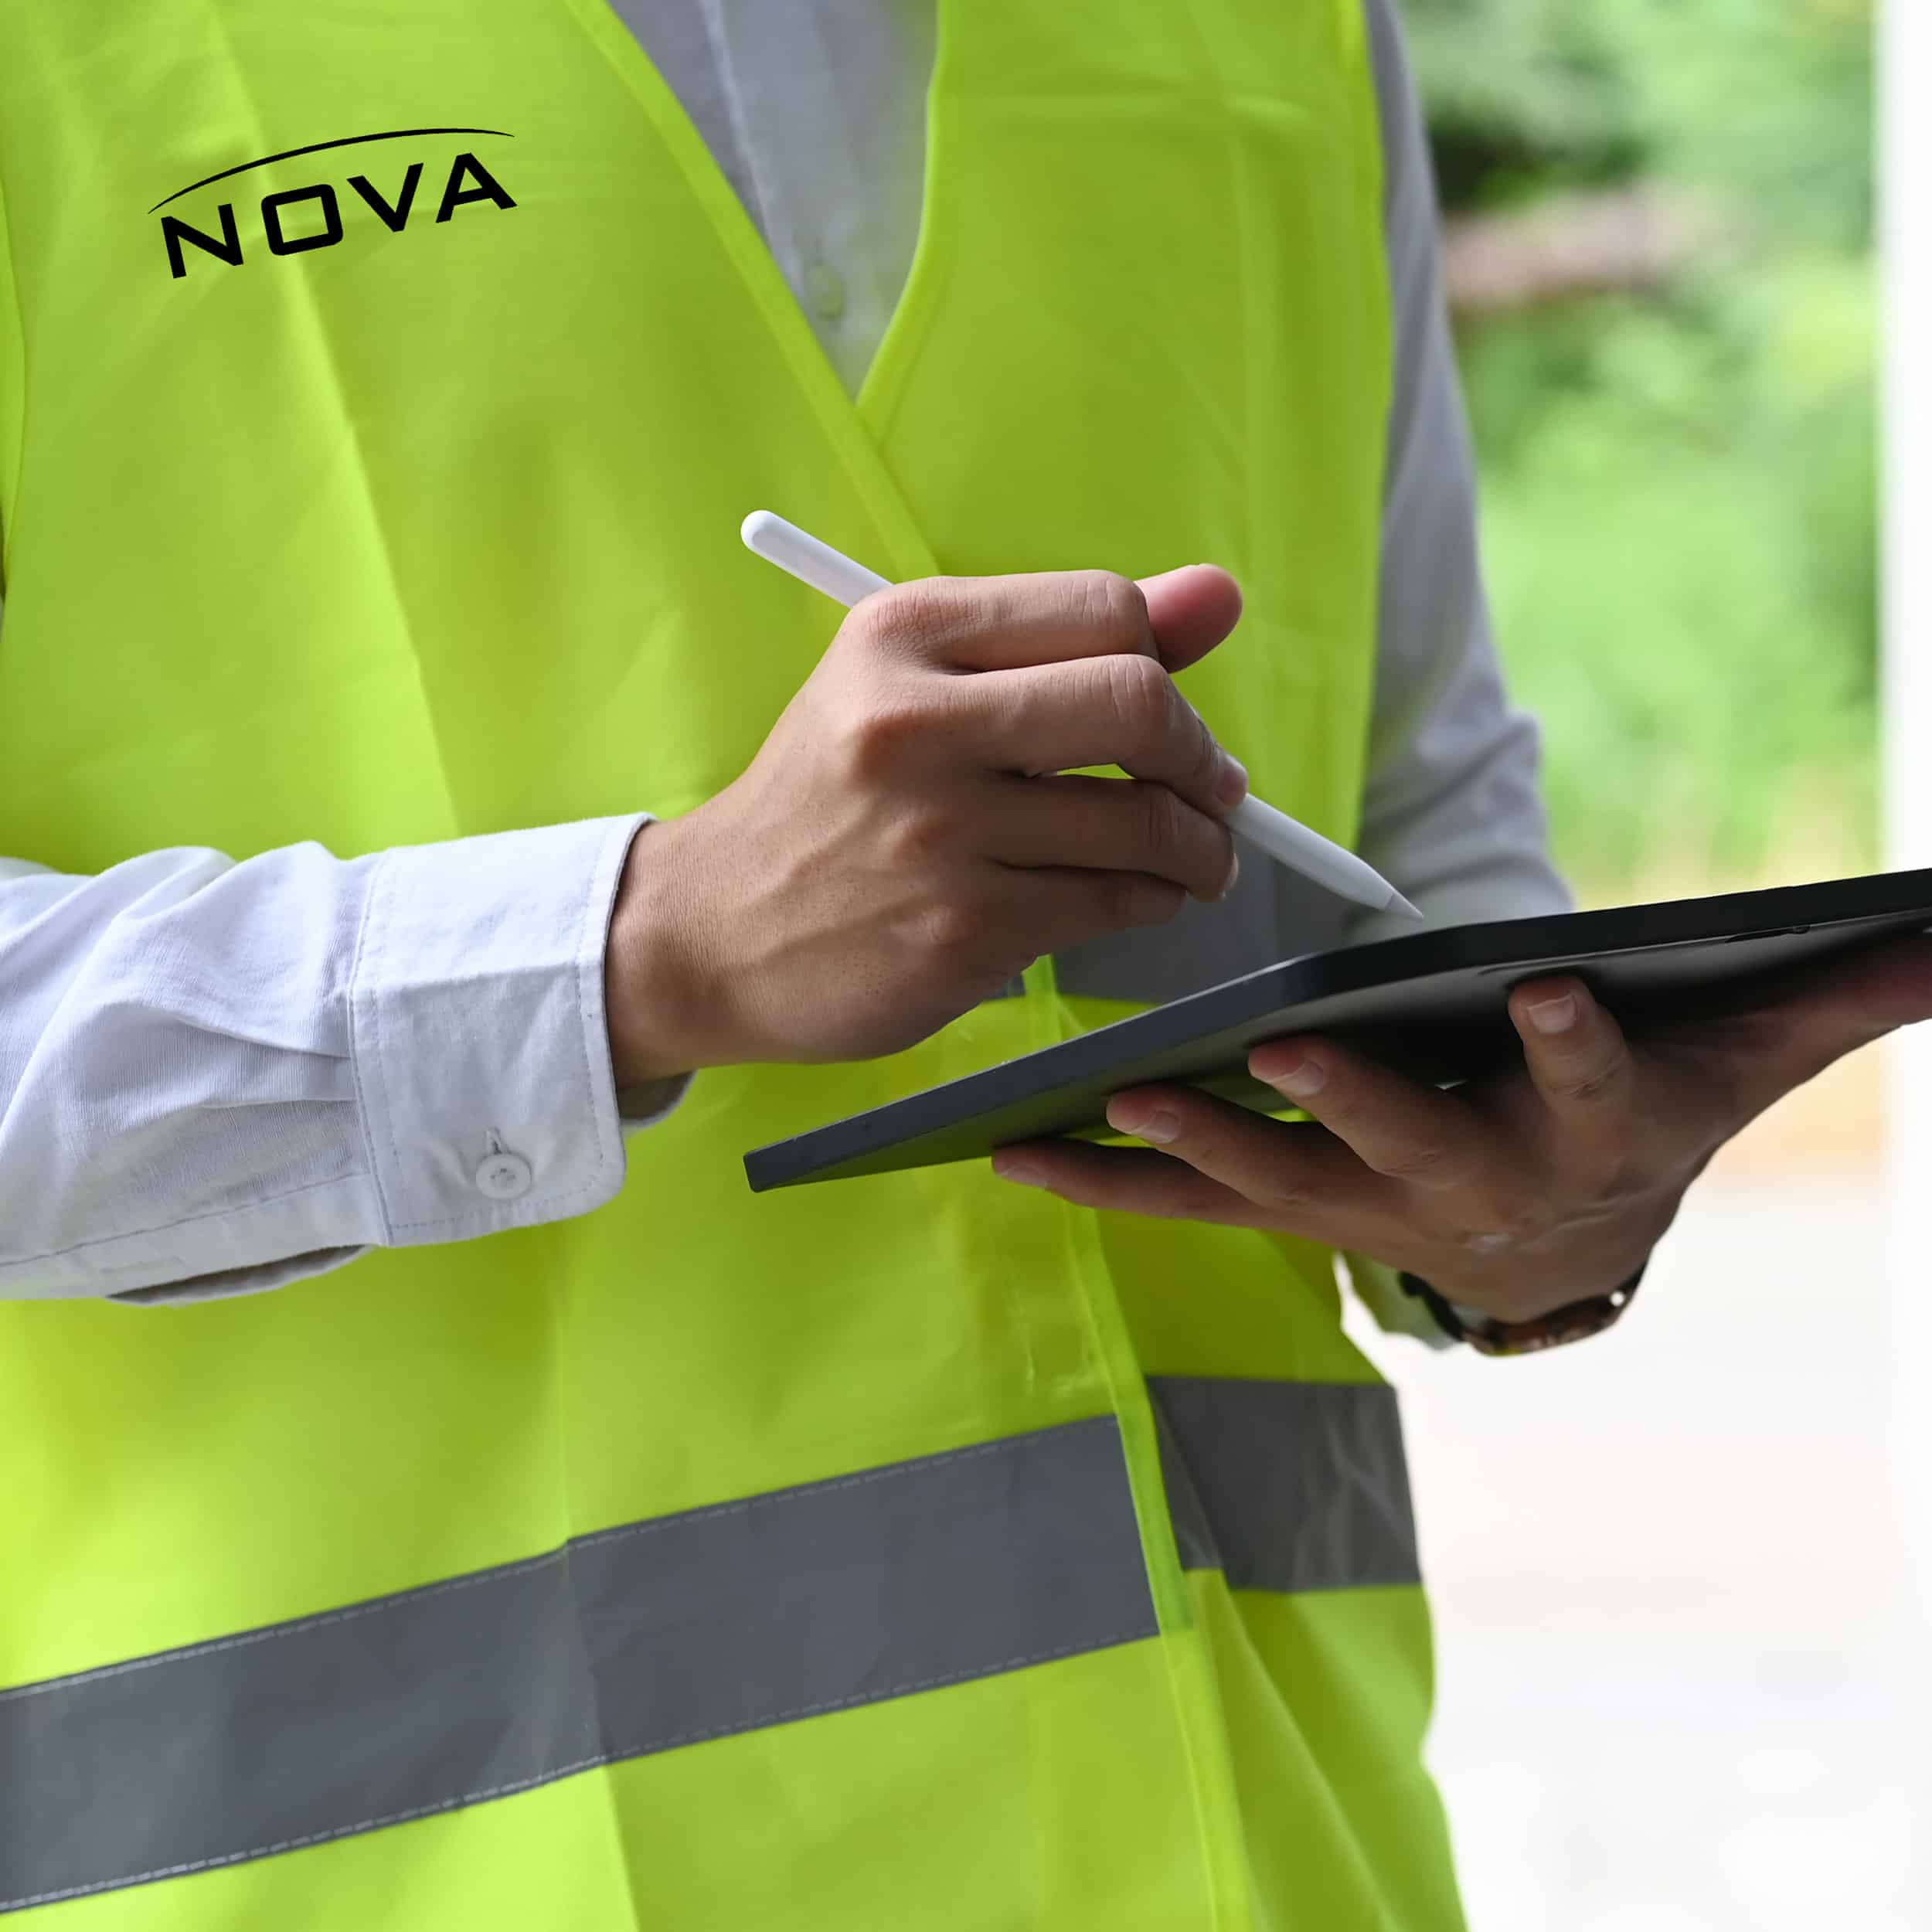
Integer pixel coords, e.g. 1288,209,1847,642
1261,1052,1325,1099
1526,993,1577,1035
992,1153,1045,1186
1215,754,1249,810
1107,1099,1179,1144
1218,849,1240,899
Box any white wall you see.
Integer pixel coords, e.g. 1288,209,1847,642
1881,0,1932,1801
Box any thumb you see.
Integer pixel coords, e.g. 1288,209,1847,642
1137,564,1243,673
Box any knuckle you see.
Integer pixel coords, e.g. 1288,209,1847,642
860,578,968,655
1378,1138,1464,1189
1184,705,1223,797
910,895,982,958
1133,782,1185,864
841,687,935,777
1073,569,1149,651
1249,1158,1315,1213
1103,651,1175,743
879,804,950,869
1546,1052,1628,1108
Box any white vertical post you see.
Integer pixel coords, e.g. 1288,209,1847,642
1883,19,1932,847
1882,0,1932,1692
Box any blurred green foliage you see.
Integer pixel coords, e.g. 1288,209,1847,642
1405,0,1876,890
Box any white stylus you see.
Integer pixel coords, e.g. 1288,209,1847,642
740,510,1424,921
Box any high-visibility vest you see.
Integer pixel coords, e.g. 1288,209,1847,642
0,2,1465,1926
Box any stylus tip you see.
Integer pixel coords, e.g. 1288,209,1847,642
1388,891,1425,921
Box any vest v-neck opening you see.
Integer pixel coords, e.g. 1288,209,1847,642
565,0,950,580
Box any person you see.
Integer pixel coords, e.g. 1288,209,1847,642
0,2,1924,1925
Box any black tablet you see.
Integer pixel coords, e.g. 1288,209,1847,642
743,869,1932,1192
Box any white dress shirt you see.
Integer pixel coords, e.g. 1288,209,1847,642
0,0,1566,1304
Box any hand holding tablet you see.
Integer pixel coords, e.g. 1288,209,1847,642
717,516,1932,1335
746,869,1932,1189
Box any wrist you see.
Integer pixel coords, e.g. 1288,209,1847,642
604,818,729,1083
1400,1260,1648,1356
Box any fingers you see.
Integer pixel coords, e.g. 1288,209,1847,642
846,569,1248,821
988,773,1237,903
995,865,1190,959
1247,1036,1488,1186
862,566,1243,677
1087,1084,1396,1240
1136,564,1243,673
863,570,1162,673
1506,977,1636,1141
991,1139,1303,1230
969,652,1244,818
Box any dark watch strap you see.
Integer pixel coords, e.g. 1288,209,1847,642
1399,1263,1647,1357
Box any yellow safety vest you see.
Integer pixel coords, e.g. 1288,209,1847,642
0,2,1464,1926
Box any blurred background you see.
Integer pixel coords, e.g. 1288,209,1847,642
1347,2,1929,1925
1415,0,1876,903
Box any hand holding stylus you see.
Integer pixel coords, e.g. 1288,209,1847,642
740,513,1421,920
604,534,1258,1080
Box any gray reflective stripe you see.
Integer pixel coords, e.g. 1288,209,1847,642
1150,1376,1420,1594
0,1417,1154,1916
1150,1397,1222,1573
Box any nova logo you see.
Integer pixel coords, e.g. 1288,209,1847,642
152,127,516,279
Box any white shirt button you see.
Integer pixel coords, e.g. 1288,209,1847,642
474,1150,534,1201
804,260,847,322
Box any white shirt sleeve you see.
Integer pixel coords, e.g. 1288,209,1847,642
1352,0,1573,947
1339,0,1573,1345
0,813,689,1304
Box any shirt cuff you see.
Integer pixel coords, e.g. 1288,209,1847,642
349,812,658,1247
1340,1249,1458,1349
617,1071,695,1132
